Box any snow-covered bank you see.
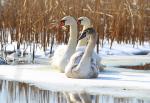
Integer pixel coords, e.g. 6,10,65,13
0,65,150,99
0,41,150,65
1,41,150,57
98,41,150,56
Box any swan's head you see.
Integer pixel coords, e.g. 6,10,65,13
60,16,76,26
77,17,91,26
79,27,96,40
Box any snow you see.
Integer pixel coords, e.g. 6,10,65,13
1,41,150,60
1,41,149,66
98,41,150,56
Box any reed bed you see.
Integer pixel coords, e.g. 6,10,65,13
0,0,149,51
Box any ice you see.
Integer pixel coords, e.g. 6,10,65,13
0,63,150,99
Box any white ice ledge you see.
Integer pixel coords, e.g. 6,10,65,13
0,64,150,99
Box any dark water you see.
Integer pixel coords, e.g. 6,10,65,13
0,80,148,103
0,57,7,65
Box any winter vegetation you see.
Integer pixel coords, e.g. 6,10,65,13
0,0,149,51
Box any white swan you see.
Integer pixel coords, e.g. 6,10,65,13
65,27,99,79
50,16,78,72
77,16,104,72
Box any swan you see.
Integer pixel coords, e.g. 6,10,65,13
77,17,104,72
50,16,78,72
76,17,91,51
65,27,99,79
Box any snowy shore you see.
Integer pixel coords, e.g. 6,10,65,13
0,56,150,99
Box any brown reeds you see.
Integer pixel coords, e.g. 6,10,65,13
0,0,149,51
119,63,150,70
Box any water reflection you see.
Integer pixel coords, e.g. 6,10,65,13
0,80,67,103
0,80,148,103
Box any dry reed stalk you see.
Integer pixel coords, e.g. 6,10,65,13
0,0,149,53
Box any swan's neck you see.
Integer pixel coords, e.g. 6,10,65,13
59,24,78,72
79,34,96,65
66,24,78,54
76,24,91,49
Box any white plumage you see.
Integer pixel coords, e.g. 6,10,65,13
50,16,78,72
65,50,98,78
50,45,67,70
65,27,99,79
77,17,104,71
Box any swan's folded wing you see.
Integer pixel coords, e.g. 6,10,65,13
70,51,84,65
92,52,104,71
50,45,67,65
65,51,84,72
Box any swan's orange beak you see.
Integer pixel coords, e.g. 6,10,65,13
60,20,65,27
77,19,82,25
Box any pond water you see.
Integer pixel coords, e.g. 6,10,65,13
0,80,149,103
0,80,67,103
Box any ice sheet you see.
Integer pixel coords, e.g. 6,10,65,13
0,64,150,99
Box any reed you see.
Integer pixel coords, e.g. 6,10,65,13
0,0,149,51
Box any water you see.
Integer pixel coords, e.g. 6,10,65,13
0,80,149,103
0,80,67,103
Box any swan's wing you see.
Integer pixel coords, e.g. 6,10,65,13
50,45,67,65
92,52,104,71
65,51,84,72
88,54,99,78
66,51,99,72
69,51,84,66
54,45,68,58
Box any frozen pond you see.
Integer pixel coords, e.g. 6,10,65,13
0,55,150,103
